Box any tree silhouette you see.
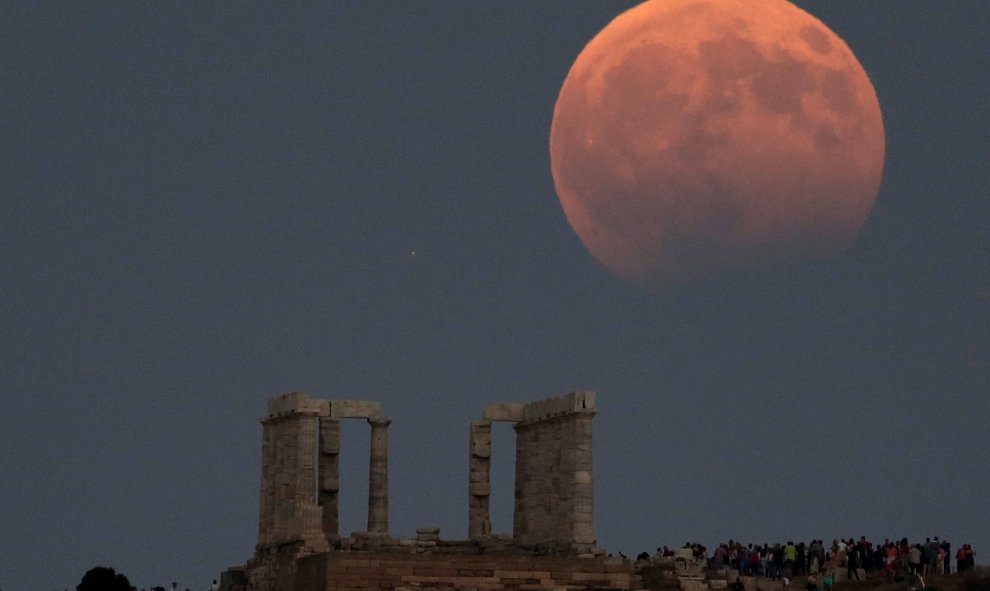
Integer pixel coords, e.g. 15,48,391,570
77,566,136,591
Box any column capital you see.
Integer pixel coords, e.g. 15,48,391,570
368,417,392,428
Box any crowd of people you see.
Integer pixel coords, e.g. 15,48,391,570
641,537,978,581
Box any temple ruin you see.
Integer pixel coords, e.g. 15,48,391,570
255,395,390,553
470,394,596,553
222,390,635,591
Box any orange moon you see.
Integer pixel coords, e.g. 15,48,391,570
550,0,885,288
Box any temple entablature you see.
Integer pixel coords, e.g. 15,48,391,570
265,391,323,417
520,390,595,424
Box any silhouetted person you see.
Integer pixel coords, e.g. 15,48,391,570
77,566,136,591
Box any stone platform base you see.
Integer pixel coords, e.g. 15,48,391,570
289,552,635,591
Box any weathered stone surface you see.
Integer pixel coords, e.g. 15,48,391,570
520,391,595,424
293,553,634,591
415,527,441,543
242,389,606,591
483,403,525,422
468,420,493,540
266,391,323,417
318,419,340,441
680,577,710,591
317,417,341,536
510,392,596,552
470,482,492,496
367,417,391,535
328,399,381,419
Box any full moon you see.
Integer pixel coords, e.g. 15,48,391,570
550,0,885,288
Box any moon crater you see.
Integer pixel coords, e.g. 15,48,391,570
550,0,885,288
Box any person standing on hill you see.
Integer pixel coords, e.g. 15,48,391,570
909,544,923,575
749,546,762,577
926,538,941,575
956,545,974,573
772,543,785,580
784,541,797,577
714,544,728,568
899,539,911,572
885,543,899,582
796,543,807,576
847,541,861,581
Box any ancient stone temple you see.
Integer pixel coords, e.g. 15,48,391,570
221,390,635,591
469,392,597,554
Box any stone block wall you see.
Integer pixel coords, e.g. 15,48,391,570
467,392,597,554
294,553,633,591
512,392,596,552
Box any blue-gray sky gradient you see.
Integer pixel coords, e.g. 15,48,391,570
1,2,987,589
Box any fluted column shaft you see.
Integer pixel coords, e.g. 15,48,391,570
367,418,391,534
257,418,276,548
296,412,321,535
571,410,596,545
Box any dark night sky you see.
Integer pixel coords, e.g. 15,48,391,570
1,2,988,589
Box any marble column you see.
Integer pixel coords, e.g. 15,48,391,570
318,417,341,537
468,420,492,538
512,421,527,539
272,417,292,542
295,411,323,537
367,417,391,534
257,417,277,548
571,409,596,547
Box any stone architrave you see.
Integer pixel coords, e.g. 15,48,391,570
328,400,381,419
367,417,391,534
